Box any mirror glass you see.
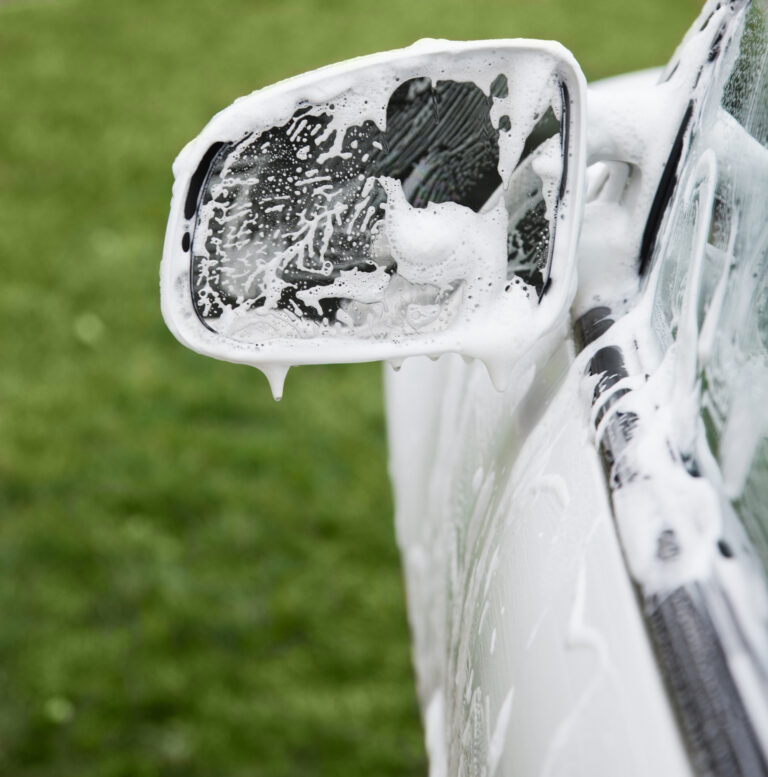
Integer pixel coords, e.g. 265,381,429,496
162,42,585,392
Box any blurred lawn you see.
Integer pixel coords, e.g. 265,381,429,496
0,0,700,774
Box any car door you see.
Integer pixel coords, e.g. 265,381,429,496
387,1,768,775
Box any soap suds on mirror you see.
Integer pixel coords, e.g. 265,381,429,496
168,44,576,399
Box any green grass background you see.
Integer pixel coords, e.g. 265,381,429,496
0,0,700,774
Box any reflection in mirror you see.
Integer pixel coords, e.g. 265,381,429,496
187,68,568,345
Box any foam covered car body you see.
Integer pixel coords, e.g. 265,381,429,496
161,2,768,774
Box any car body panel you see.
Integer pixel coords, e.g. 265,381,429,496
386,350,694,776
386,4,768,771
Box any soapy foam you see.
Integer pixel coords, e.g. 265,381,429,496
190,70,559,345
161,41,585,399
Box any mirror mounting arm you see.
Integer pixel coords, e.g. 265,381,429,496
586,83,680,168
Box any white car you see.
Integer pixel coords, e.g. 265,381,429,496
161,0,768,773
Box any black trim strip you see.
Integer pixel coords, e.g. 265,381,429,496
638,102,694,276
648,586,768,777
558,81,570,203
538,80,570,302
184,141,227,220
187,141,232,333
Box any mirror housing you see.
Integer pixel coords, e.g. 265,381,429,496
161,40,586,397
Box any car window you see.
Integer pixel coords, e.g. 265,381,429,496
647,2,768,573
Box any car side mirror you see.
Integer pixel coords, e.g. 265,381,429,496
161,40,587,398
